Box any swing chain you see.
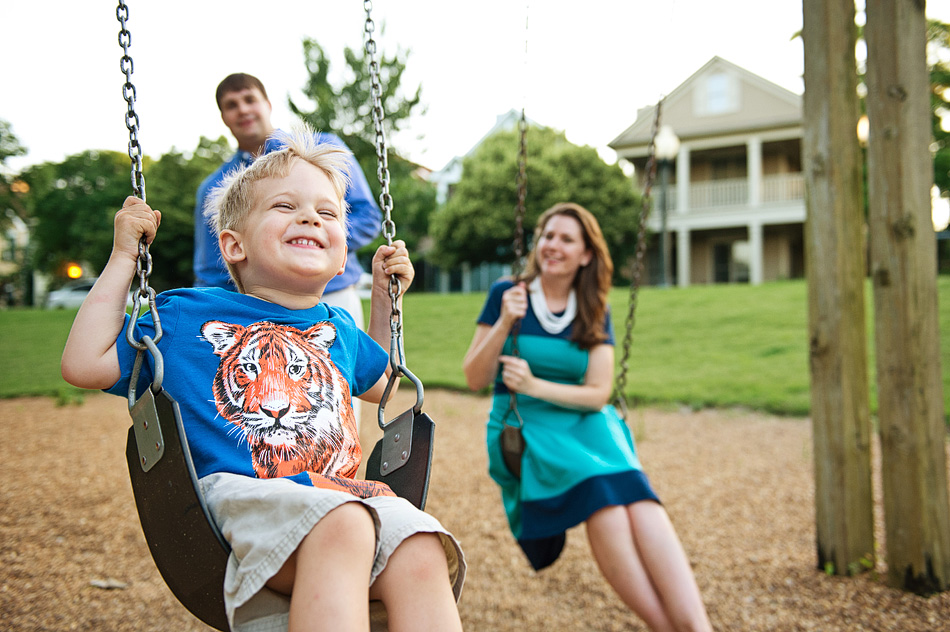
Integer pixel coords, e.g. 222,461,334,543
363,1,405,369
513,108,528,276
508,108,529,362
116,0,145,201
612,99,663,418
116,1,162,354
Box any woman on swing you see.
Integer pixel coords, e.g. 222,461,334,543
463,202,712,632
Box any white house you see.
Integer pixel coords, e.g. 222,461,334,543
609,56,806,286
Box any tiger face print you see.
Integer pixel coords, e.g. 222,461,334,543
200,320,360,481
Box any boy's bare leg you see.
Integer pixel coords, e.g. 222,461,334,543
267,502,376,632
370,532,462,632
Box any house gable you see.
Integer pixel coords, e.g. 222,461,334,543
609,57,802,154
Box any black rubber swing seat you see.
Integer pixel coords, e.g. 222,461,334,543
125,387,231,631
125,387,435,631
365,410,435,509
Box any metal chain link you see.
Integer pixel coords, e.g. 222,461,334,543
504,11,531,431
612,99,663,419
117,1,146,201
509,108,529,360
117,0,162,355
363,1,404,368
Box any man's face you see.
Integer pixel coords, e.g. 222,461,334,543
219,87,273,153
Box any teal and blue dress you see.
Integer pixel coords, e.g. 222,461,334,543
478,280,659,570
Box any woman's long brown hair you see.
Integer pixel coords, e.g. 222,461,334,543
519,202,613,350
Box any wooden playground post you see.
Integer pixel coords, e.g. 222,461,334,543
802,0,876,576
865,0,950,594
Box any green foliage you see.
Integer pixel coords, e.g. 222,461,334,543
289,37,423,173
288,37,432,260
19,136,231,289
0,119,26,164
0,119,29,232
428,126,641,279
929,19,950,195
20,150,132,280
386,160,438,257
144,136,232,290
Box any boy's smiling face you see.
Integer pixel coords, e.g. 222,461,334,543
219,159,347,301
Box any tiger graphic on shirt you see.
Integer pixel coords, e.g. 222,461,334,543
200,319,393,498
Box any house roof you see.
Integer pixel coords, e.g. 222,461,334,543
608,56,802,156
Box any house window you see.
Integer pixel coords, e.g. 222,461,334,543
695,72,739,117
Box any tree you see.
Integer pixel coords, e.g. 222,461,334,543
0,119,28,220
0,119,26,166
289,37,423,185
288,37,432,262
21,136,232,290
0,120,29,305
865,0,950,593
802,0,875,580
429,126,641,281
143,136,232,290
929,19,950,195
21,150,132,281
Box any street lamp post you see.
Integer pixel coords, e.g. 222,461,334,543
654,125,680,287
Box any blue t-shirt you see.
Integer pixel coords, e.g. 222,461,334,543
108,288,390,494
193,132,381,292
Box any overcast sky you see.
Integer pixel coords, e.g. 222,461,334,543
2,1,947,175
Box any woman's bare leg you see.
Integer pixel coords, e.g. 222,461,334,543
587,504,676,631
624,502,711,632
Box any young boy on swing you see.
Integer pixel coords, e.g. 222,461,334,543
61,127,465,632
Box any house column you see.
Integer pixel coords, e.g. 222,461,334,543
676,227,691,287
675,145,690,213
748,136,762,207
749,220,763,285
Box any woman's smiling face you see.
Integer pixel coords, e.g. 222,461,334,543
535,213,592,281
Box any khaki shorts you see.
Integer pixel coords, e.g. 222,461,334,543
199,472,465,632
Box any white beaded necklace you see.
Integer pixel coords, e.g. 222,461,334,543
528,277,576,334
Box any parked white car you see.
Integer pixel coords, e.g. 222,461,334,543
46,279,137,309
45,279,97,309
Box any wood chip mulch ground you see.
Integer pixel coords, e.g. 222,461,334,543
2,390,949,631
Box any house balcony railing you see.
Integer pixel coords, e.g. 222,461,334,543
663,173,804,211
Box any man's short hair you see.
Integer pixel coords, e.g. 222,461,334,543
215,73,269,110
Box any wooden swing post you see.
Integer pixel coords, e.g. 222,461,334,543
802,0,875,576
865,0,950,594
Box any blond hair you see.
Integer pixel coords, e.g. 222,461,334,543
204,126,354,291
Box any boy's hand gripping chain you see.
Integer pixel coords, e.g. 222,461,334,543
361,1,434,510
